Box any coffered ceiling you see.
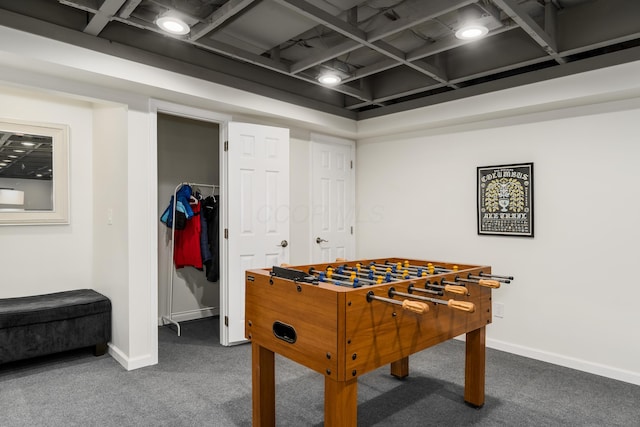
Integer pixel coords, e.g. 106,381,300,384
0,0,639,120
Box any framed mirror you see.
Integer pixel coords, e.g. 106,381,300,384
0,119,69,225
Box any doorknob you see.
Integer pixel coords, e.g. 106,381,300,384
278,240,288,248
316,237,328,244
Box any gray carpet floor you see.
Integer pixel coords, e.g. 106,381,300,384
1,317,638,426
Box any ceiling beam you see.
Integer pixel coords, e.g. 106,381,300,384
288,0,474,78
346,50,557,110
408,26,516,61
341,58,399,83
193,41,372,101
189,0,257,41
83,0,127,36
58,0,99,14
117,0,142,19
290,39,360,74
274,0,452,86
113,15,290,74
365,0,477,41
349,28,516,90
492,0,566,64
109,14,371,103
556,0,640,56
345,82,445,110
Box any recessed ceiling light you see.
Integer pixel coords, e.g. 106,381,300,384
318,72,342,85
21,142,35,146
455,24,489,40
156,15,190,35
13,149,25,153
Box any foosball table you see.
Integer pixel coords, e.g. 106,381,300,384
245,257,512,426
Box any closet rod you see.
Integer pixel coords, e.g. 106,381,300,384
162,182,219,336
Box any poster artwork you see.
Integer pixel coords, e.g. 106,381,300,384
477,163,533,237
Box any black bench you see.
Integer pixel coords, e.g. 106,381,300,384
0,289,111,364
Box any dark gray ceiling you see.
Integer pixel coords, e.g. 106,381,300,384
0,0,639,120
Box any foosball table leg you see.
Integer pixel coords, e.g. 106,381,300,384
252,343,275,427
464,326,486,408
324,377,358,427
390,356,409,379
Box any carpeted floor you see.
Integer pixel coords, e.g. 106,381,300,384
1,317,638,426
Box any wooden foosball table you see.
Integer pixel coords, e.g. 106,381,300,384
245,258,512,426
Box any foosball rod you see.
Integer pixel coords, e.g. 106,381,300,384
307,269,366,288
327,269,382,285
411,282,467,296
316,275,363,288
469,273,512,283
454,277,501,289
366,291,429,314
389,287,476,313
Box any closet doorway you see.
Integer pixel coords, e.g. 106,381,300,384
156,107,227,341
152,101,291,352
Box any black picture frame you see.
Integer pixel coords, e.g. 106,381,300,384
477,162,534,237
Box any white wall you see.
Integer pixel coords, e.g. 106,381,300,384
125,107,157,368
92,104,131,359
289,129,313,265
357,97,640,385
0,87,93,298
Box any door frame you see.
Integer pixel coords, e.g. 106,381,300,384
309,133,356,263
150,99,231,354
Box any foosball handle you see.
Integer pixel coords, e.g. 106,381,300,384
444,285,467,295
402,300,429,314
478,279,501,288
447,300,476,313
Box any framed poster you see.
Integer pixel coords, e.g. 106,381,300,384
477,162,533,237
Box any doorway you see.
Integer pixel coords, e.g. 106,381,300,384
157,113,220,331
151,101,231,350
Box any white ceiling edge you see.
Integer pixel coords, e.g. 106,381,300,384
356,59,640,140
0,25,358,139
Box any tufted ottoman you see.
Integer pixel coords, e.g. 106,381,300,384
0,289,111,364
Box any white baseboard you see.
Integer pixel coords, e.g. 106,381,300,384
486,338,640,386
108,343,157,371
158,306,219,326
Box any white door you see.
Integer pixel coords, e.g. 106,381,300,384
222,122,290,346
311,134,355,263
